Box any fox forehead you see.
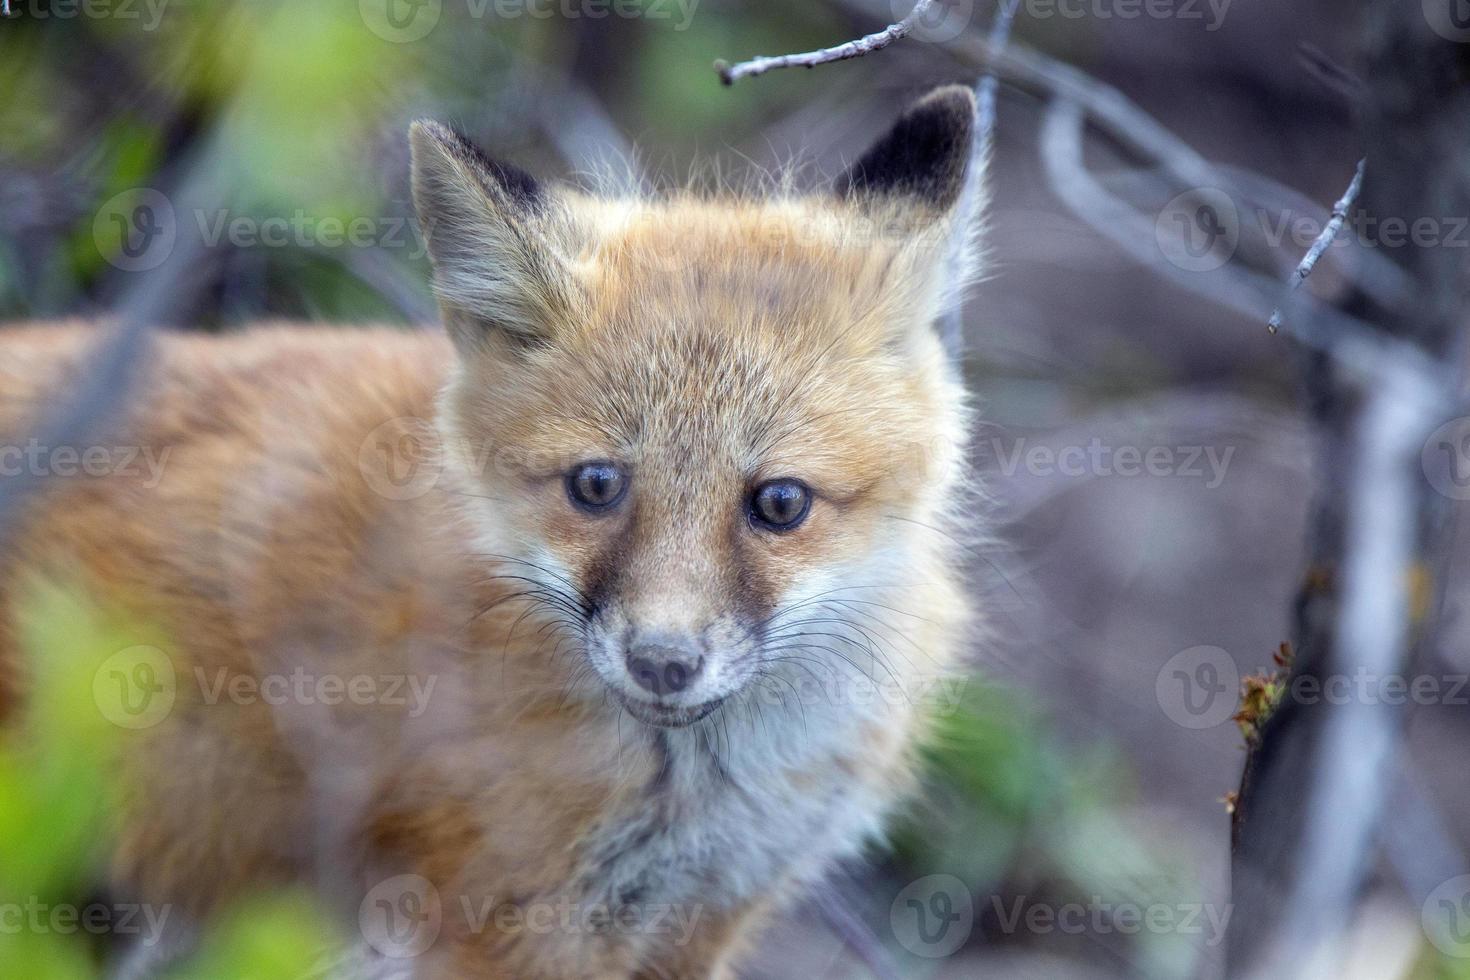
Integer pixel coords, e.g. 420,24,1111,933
574,196,932,337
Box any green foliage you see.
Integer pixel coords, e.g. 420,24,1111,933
893,678,1215,977
0,585,336,980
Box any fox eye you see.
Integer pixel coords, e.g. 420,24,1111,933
568,462,627,511
750,479,811,531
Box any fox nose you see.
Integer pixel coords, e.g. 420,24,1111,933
627,646,705,697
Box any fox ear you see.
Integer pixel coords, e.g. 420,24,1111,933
410,120,582,353
835,85,976,213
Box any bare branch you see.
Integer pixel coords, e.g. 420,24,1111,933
1037,97,1438,390
715,0,938,86
974,0,1021,152
814,879,902,980
1247,375,1441,979
1267,159,1366,334
0,144,225,546
939,0,1021,355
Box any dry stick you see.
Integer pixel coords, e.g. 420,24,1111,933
714,0,1021,355
974,0,1021,149
715,0,938,85
1248,375,1441,980
1038,97,1437,394
718,0,1407,377
940,28,1425,335
938,0,1022,355
1267,159,1366,334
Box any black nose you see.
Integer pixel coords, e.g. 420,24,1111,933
627,646,705,696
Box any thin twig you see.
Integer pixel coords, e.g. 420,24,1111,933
1038,97,1437,389
975,0,1022,153
813,878,903,980
1249,376,1441,979
0,142,225,545
715,0,938,86
1267,159,1366,333
940,0,1022,356
1296,42,1365,103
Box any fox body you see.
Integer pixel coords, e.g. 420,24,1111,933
0,87,980,978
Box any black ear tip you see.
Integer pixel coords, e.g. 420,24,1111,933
409,118,454,145
911,84,978,129
408,119,542,212
837,85,978,209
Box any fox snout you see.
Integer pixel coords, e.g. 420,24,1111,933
626,640,705,697
581,598,756,728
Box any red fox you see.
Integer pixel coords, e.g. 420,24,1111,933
0,85,980,978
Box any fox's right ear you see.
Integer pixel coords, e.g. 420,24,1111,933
409,121,583,353
834,85,975,214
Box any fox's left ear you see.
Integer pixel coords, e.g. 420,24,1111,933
837,86,982,348
835,85,976,214
410,120,585,356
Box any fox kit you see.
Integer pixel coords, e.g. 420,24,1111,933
0,86,980,978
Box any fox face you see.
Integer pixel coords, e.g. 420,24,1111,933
411,88,978,729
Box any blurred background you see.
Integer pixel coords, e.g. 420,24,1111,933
2,0,1467,978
